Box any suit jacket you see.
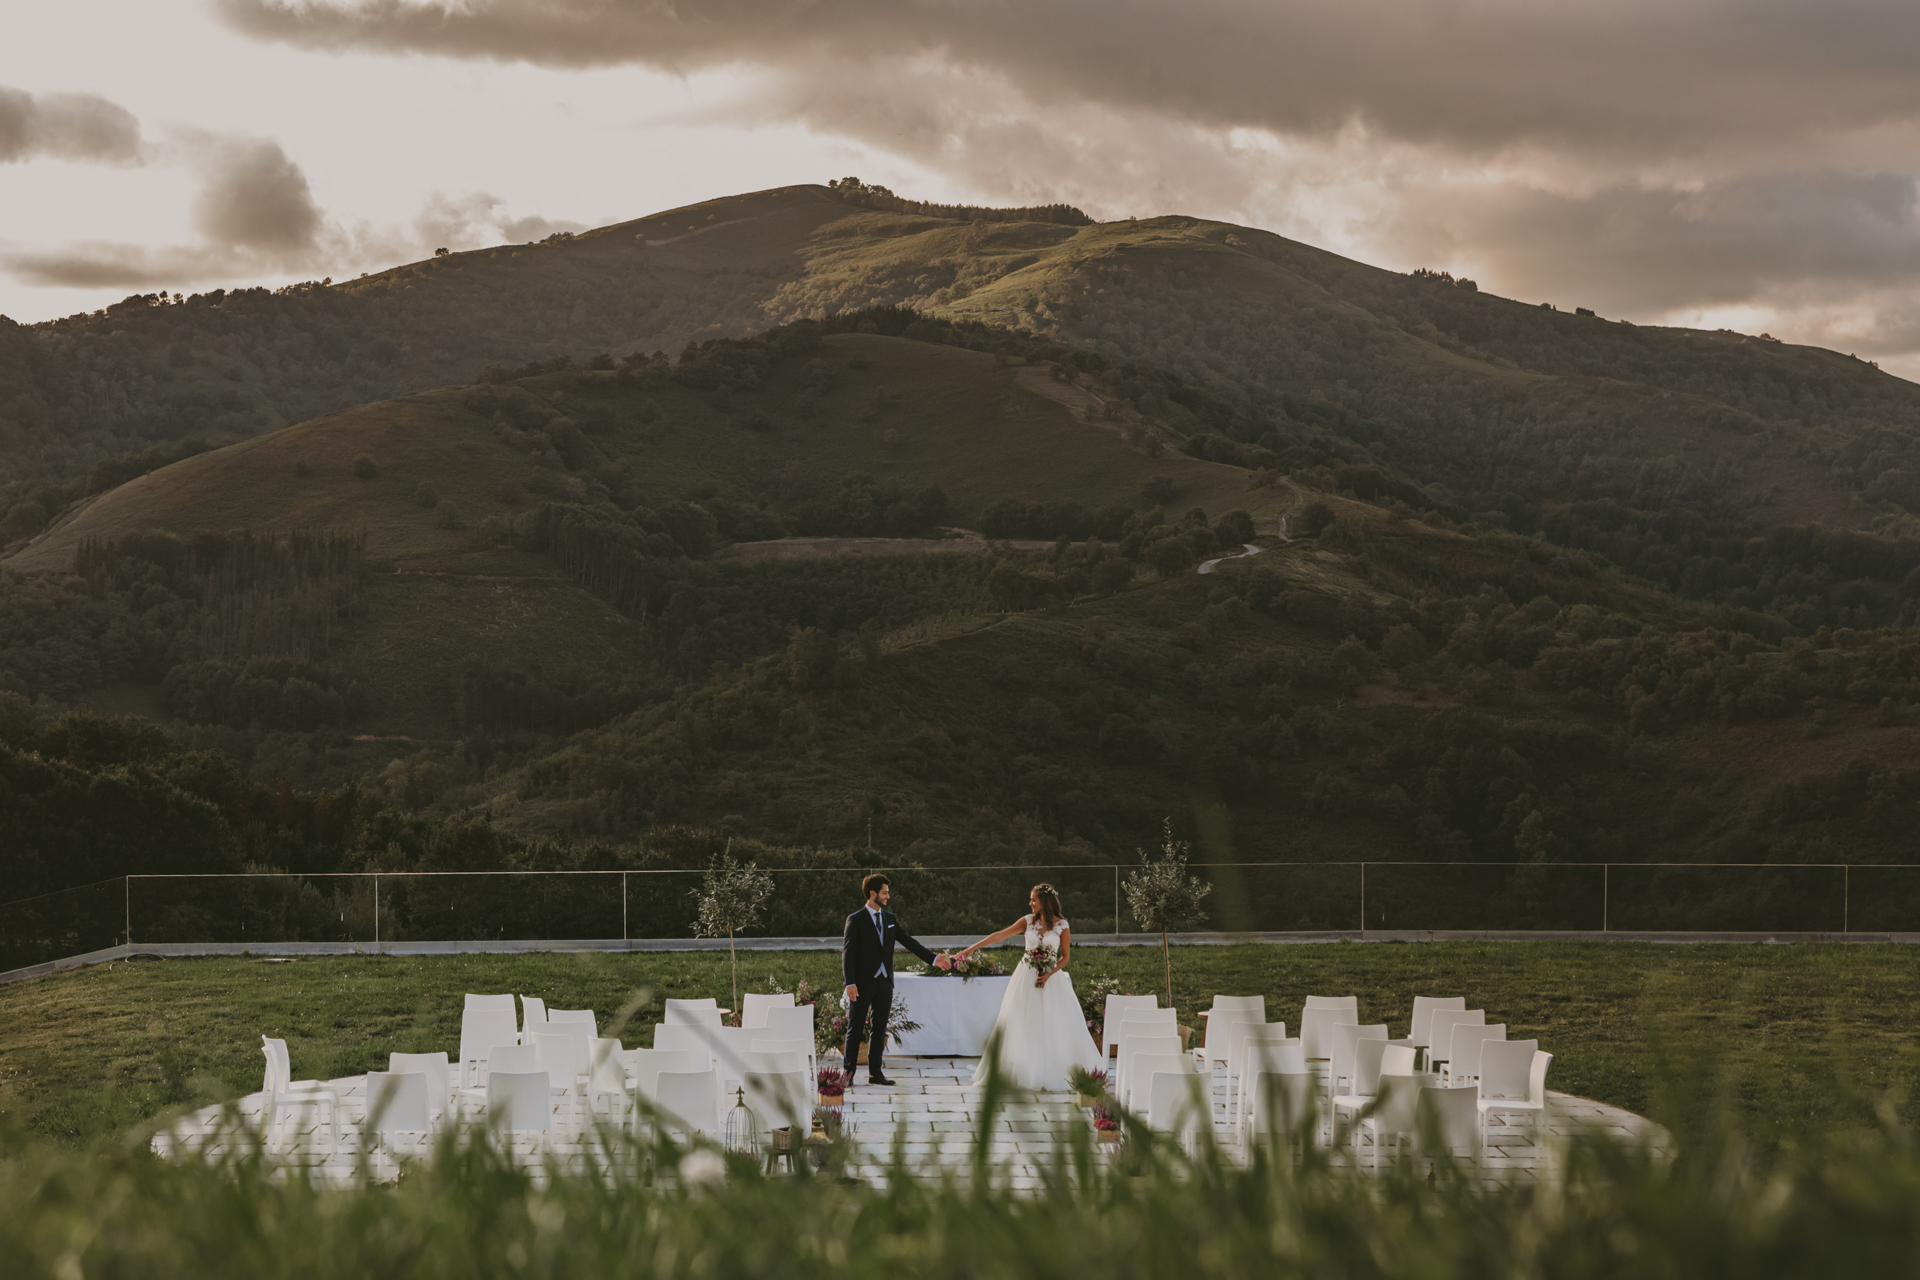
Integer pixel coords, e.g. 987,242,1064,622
842,906,938,988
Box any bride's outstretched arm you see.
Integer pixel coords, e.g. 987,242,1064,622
960,917,1026,958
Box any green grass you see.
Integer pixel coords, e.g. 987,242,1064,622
4,943,1917,1148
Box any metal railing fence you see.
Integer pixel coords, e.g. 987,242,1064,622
6,861,1920,974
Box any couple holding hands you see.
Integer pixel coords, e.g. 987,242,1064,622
840,873,1103,1090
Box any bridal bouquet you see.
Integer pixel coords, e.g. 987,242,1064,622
1025,944,1058,987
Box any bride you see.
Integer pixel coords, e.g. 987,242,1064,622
955,883,1103,1091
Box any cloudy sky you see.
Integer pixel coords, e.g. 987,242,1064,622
5,1,1920,379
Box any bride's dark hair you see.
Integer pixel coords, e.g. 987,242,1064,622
1030,883,1063,930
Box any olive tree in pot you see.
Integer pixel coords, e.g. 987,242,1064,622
691,844,775,1015
1123,818,1212,1017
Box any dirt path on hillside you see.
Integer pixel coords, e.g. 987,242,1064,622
712,534,1053,562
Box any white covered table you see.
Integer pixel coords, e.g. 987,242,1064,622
889,974,1012,1056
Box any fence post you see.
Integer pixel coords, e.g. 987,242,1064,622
1113,865,1120,939
1602,865,1609,933
1844,865,1849,934
623,872,629,945
1359,863,1366,936
124,876,132,948
374,874,380,950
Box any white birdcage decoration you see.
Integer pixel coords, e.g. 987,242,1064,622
722,1085,760,1157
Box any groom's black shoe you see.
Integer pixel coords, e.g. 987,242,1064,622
867,1074,896,1086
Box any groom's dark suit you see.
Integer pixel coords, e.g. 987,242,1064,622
842,904,938,1081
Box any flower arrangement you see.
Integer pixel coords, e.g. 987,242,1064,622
1092,1104,1121,1143
1069,1067,1107,1108
816,1067,847,1106
1025,944,1059,987
919,950,1011,981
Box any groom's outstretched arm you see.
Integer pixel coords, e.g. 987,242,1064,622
894,922,938,968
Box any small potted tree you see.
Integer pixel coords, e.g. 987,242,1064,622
1123,818,1212,1045
690,843,775,1016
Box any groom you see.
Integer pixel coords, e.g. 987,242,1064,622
842,873,949,1086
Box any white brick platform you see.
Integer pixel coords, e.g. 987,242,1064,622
155,1058,1667,1190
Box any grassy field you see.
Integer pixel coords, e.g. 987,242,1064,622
3,941,1915,1148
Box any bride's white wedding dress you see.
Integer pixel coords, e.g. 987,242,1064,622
970,915,1104,1091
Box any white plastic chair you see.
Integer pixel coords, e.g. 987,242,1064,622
1114,1012,1179,1077
1125,1051,1191,1114
520,995,548,1033
750,1040,812,1078
1200,996,1264,1063
1146,1067,1208,1147
741,993,794,1030
1478,1044,1550,1146
1445,1024,1506,1088
486,1070,552,1152
1299,1006,1358,1061
364,1070,432,1155
632,1049,705,1118
586,1037,632,1128
761,1007,817,1077
1103,995,1159,1060
1229,1028,1297,1128
1331,1037,1393,1146
1424,1010,1484,1075
1362,1069,1439,1173
743,1069,811,1138
1241,1063,1317,1155
1303,995,1359,1013
458,1009,521,1087
259,1036,340,1152
1412,1085,1483,1173
1329,1023,1389,1093
547,1009,598,1034
1410,996,1466,1059
653,1070,720,1140
1118,1033,1182,1102
534,1031,588,1083
465,993,515,1013
388,1051,451,1129
488,1043,540,1074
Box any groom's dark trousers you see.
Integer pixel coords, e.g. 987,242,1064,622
842,906,938,1080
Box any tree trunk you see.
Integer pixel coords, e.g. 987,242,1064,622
728,928,740,1017
1162,929,1173,1009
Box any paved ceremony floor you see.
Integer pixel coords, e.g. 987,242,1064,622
156,1058,1667,1190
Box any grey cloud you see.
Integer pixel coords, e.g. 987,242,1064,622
0,85,142,165
191,137,325,254
216,1,1920,160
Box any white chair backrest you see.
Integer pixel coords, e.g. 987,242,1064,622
1373,1071,1441,1135
1528,1050,1553,1104
486,1070,552,1131
490,1043,539,1074
365,1070,432,1133
1226,1020,1286,1074
1147,1069,1208,1136
1410,996,1466,1048
1477,1039,1538,1101
1449,1024,1506,1080
459,1010,520,1076
1119,1035,1182,1092
1127,1052,1195,1113
1330,1023,1389,1083
546,1009,598,1034
652,1022,714,1065
588,1038,627,1095
1303,995,1359,1012
1204,996,1265,1052
749,1039,811,1070
1417,1085,1481,1154
465,993,515,1013
520,996,547,1032
1103,995,1159,1055
1426,1010,1485,1061
653,1070,719,1135
1379,1044,1418,1078
743,1069,811,1130
532,1032,584,1083
1118,1009,1178,1035
260,1037,290,1093
665,1005,723,1027
1240,1034,1307,1077
633,1049,704,1102
762,1006,815,1043
389,1052,450,1120
1244,1065,1316,1135
741,993,794,1030
1346,1037,1393,1098
1299,1006,1358,1059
